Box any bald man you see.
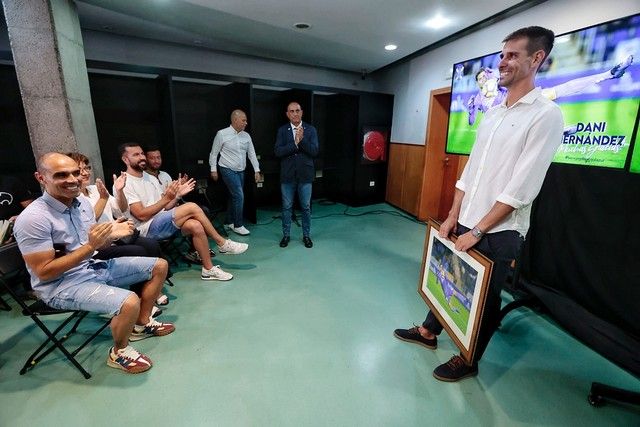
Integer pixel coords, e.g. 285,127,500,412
209,110,261,236
13,153,174,374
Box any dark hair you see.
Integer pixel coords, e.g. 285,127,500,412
144,145,161,154
117,142,142,157
503,26,555,62
65,152,89,165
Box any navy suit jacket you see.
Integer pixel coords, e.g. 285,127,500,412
274,121,319,183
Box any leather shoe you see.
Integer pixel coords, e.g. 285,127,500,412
303,236,313,248
279,236,290,248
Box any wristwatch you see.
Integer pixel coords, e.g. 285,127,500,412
471,227,484,239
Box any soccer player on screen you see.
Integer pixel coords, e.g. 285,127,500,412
467,54,634,126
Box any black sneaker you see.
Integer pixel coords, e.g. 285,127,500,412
393,324,437,350
433,355,478,382
183,250,202,264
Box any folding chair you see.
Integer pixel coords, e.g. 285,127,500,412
0,242,111,379
158,232,192,267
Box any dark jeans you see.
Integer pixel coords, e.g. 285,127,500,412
281,182,312,237
94,236,162,260
422,224,523,364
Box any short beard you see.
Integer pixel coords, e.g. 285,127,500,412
131,162,145,172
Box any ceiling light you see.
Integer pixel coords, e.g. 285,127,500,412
424,13,451,30
384,44,397,51
193,40,203,45
293,23,312,30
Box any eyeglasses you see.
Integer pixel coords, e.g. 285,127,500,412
79,165,92,172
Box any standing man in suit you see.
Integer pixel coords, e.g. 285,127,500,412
274,102,319,248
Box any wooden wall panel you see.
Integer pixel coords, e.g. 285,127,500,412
385,142,425,216
401,145,425,215
385,143,406,208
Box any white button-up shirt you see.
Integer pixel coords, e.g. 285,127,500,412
209,126,260,173
457,87,564,236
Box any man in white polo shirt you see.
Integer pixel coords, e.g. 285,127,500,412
209,110,261,236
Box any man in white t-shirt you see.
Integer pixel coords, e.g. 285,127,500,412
144,146,172,193
119,143,249,281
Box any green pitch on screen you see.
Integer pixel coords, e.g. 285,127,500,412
553,99,638,168
446,98,639,169
630,124,640,173
426,270,470,334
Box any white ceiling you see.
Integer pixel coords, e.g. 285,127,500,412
75,0,531,73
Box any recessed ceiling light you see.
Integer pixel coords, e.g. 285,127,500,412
385,44,397,51
293,22,312,30
424,13,451,30
193,40,203,45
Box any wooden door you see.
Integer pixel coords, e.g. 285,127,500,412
418,87,467,222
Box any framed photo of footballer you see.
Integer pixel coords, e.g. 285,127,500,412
418,220,493,364
361,126,389,164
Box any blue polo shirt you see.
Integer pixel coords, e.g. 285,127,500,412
13,191,99,302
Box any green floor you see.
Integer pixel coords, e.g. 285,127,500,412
0,203,638,426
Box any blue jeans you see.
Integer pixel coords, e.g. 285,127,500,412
47,257,157,316
219,166,245,228
281,182,312,237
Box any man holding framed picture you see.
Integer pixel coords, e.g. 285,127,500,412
395,26,564,382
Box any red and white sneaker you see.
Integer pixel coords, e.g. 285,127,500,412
130,319,175,341
107,346,152,374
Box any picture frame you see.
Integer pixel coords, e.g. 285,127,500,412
418,220,493,364
361,126,389,164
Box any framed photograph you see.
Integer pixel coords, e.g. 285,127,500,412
361,126,389,164
418,220,493,364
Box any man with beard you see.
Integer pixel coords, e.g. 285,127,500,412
143,146,212,265
144,146,172,193
118,143,248,281
14,152,174,373
394,26,564,382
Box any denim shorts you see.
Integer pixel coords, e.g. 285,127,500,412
147,209,179,240
47,257,157,316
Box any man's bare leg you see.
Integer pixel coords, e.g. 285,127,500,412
173,203,226,246
181,219,214,270
111,294,140,350
137,258,168,324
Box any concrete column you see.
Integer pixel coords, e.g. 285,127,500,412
2,0,104,179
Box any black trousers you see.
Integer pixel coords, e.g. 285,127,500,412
422,224,523,364
94,236,162,260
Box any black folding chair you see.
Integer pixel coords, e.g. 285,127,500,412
0,242,111,379
158,232,192,268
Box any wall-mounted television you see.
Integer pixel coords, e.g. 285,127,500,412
446,13,640,170
629,115,640,173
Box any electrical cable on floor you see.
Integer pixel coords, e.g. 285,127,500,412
253,201,425,226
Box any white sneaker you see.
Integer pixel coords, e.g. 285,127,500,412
201,265,233,281
151,305,162,319
232,225,250,235
218,239,248,255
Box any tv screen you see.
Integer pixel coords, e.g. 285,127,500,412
629,118,640,173
447,13,640,170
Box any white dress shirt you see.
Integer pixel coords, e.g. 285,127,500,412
456,87,564,236
209,125,260,173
